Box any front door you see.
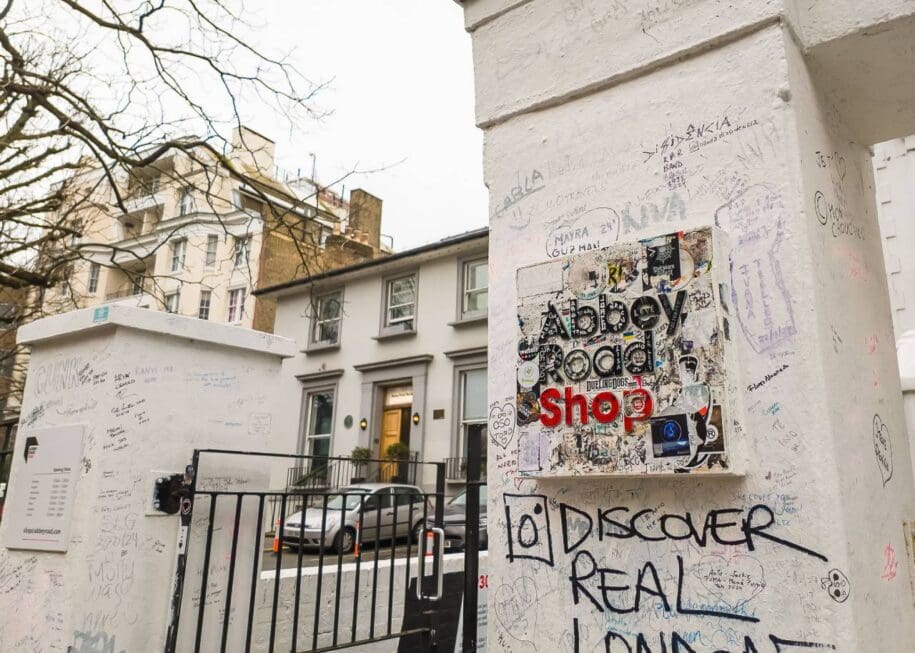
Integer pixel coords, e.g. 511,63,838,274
380,408,402,481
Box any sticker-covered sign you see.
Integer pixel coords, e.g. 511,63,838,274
3,424,85,551
515,226,741,476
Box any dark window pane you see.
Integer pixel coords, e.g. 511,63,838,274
308,392,334,435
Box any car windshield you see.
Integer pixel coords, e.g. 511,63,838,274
448,486,487,506
325,488,370,511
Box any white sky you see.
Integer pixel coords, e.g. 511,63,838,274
246,1,488,251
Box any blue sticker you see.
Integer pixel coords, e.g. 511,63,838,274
92,306,110,323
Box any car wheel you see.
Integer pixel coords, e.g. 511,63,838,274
334,527,356,554
411,520,424,544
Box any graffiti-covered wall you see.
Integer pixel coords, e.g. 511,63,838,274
0,306,295,652
463,3,915,650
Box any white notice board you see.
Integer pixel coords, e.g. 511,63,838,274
3,424,85,552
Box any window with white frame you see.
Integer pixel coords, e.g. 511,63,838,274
170,238,186,272
459,367,488,466
461,258,488,318
384,274,416,331
311,291,342,346
165,290,180,314
198,290,211,320
227,287,246,323
205,235,218,268
178,187,194,215
0,303,15,329
234,236,251,267
88,263,100,294
303,389,334,460
0,350,14,379
131,274,145,296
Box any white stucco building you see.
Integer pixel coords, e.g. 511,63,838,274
258,228,488,492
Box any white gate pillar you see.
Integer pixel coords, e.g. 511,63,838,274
455,2,915,650
0,305,295,651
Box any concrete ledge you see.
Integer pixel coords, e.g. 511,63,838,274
17,304,297,358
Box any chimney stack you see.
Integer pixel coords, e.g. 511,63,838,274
347,189,382,252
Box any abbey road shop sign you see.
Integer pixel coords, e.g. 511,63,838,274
515,226,742,477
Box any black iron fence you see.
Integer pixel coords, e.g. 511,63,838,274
165,449,449,653
444,456,488,481
0,417,17,523
285,452,420,491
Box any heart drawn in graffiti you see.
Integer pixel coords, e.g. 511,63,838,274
820,568,851,603
490,403,516,449
697,554,767,609
494,576,538,642
873,413,893,486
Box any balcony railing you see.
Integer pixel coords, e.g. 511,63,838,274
286,451,420,491
105,284,148,301
119,189,167,215
445,456,487,481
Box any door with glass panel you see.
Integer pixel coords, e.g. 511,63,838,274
303,389,333,487
459,368,488,479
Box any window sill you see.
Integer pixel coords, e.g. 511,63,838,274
373,329,416,342
303,342,340,354
448,314,487,328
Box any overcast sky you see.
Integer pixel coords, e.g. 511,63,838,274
247,1,487,251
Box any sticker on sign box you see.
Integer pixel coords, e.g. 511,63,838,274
514,226,742,477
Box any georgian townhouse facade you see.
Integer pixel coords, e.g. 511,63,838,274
257,228,488,491
40,126,387,333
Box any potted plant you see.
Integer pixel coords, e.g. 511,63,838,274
385,441,411,460
350,446,373,482
385,441,411,483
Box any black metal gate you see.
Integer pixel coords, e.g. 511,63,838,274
0,417,17,523
163,449,449,653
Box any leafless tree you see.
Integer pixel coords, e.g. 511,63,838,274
0,0,364,416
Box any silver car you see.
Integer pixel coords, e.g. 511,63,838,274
281,483,431,554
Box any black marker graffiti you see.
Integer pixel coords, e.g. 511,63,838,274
503,494,554,566
557,502,828,562
820,568,850,603
873,413,893,487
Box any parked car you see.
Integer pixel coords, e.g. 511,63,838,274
427,485,488,552
281,482,430,554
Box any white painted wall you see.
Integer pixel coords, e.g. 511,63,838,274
270,235,488,492
875,138,915,341
458,1,915,650
0,306,295,652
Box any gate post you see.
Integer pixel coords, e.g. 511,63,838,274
462,428,482,652
454,2,915,651
0,306,296,652
163,452,198,653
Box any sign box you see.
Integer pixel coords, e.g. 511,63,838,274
3,424,85,551
515,226,742,477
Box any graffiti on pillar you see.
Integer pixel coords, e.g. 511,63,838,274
514,226,741,476
873,413,893,487
714,185,797,354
